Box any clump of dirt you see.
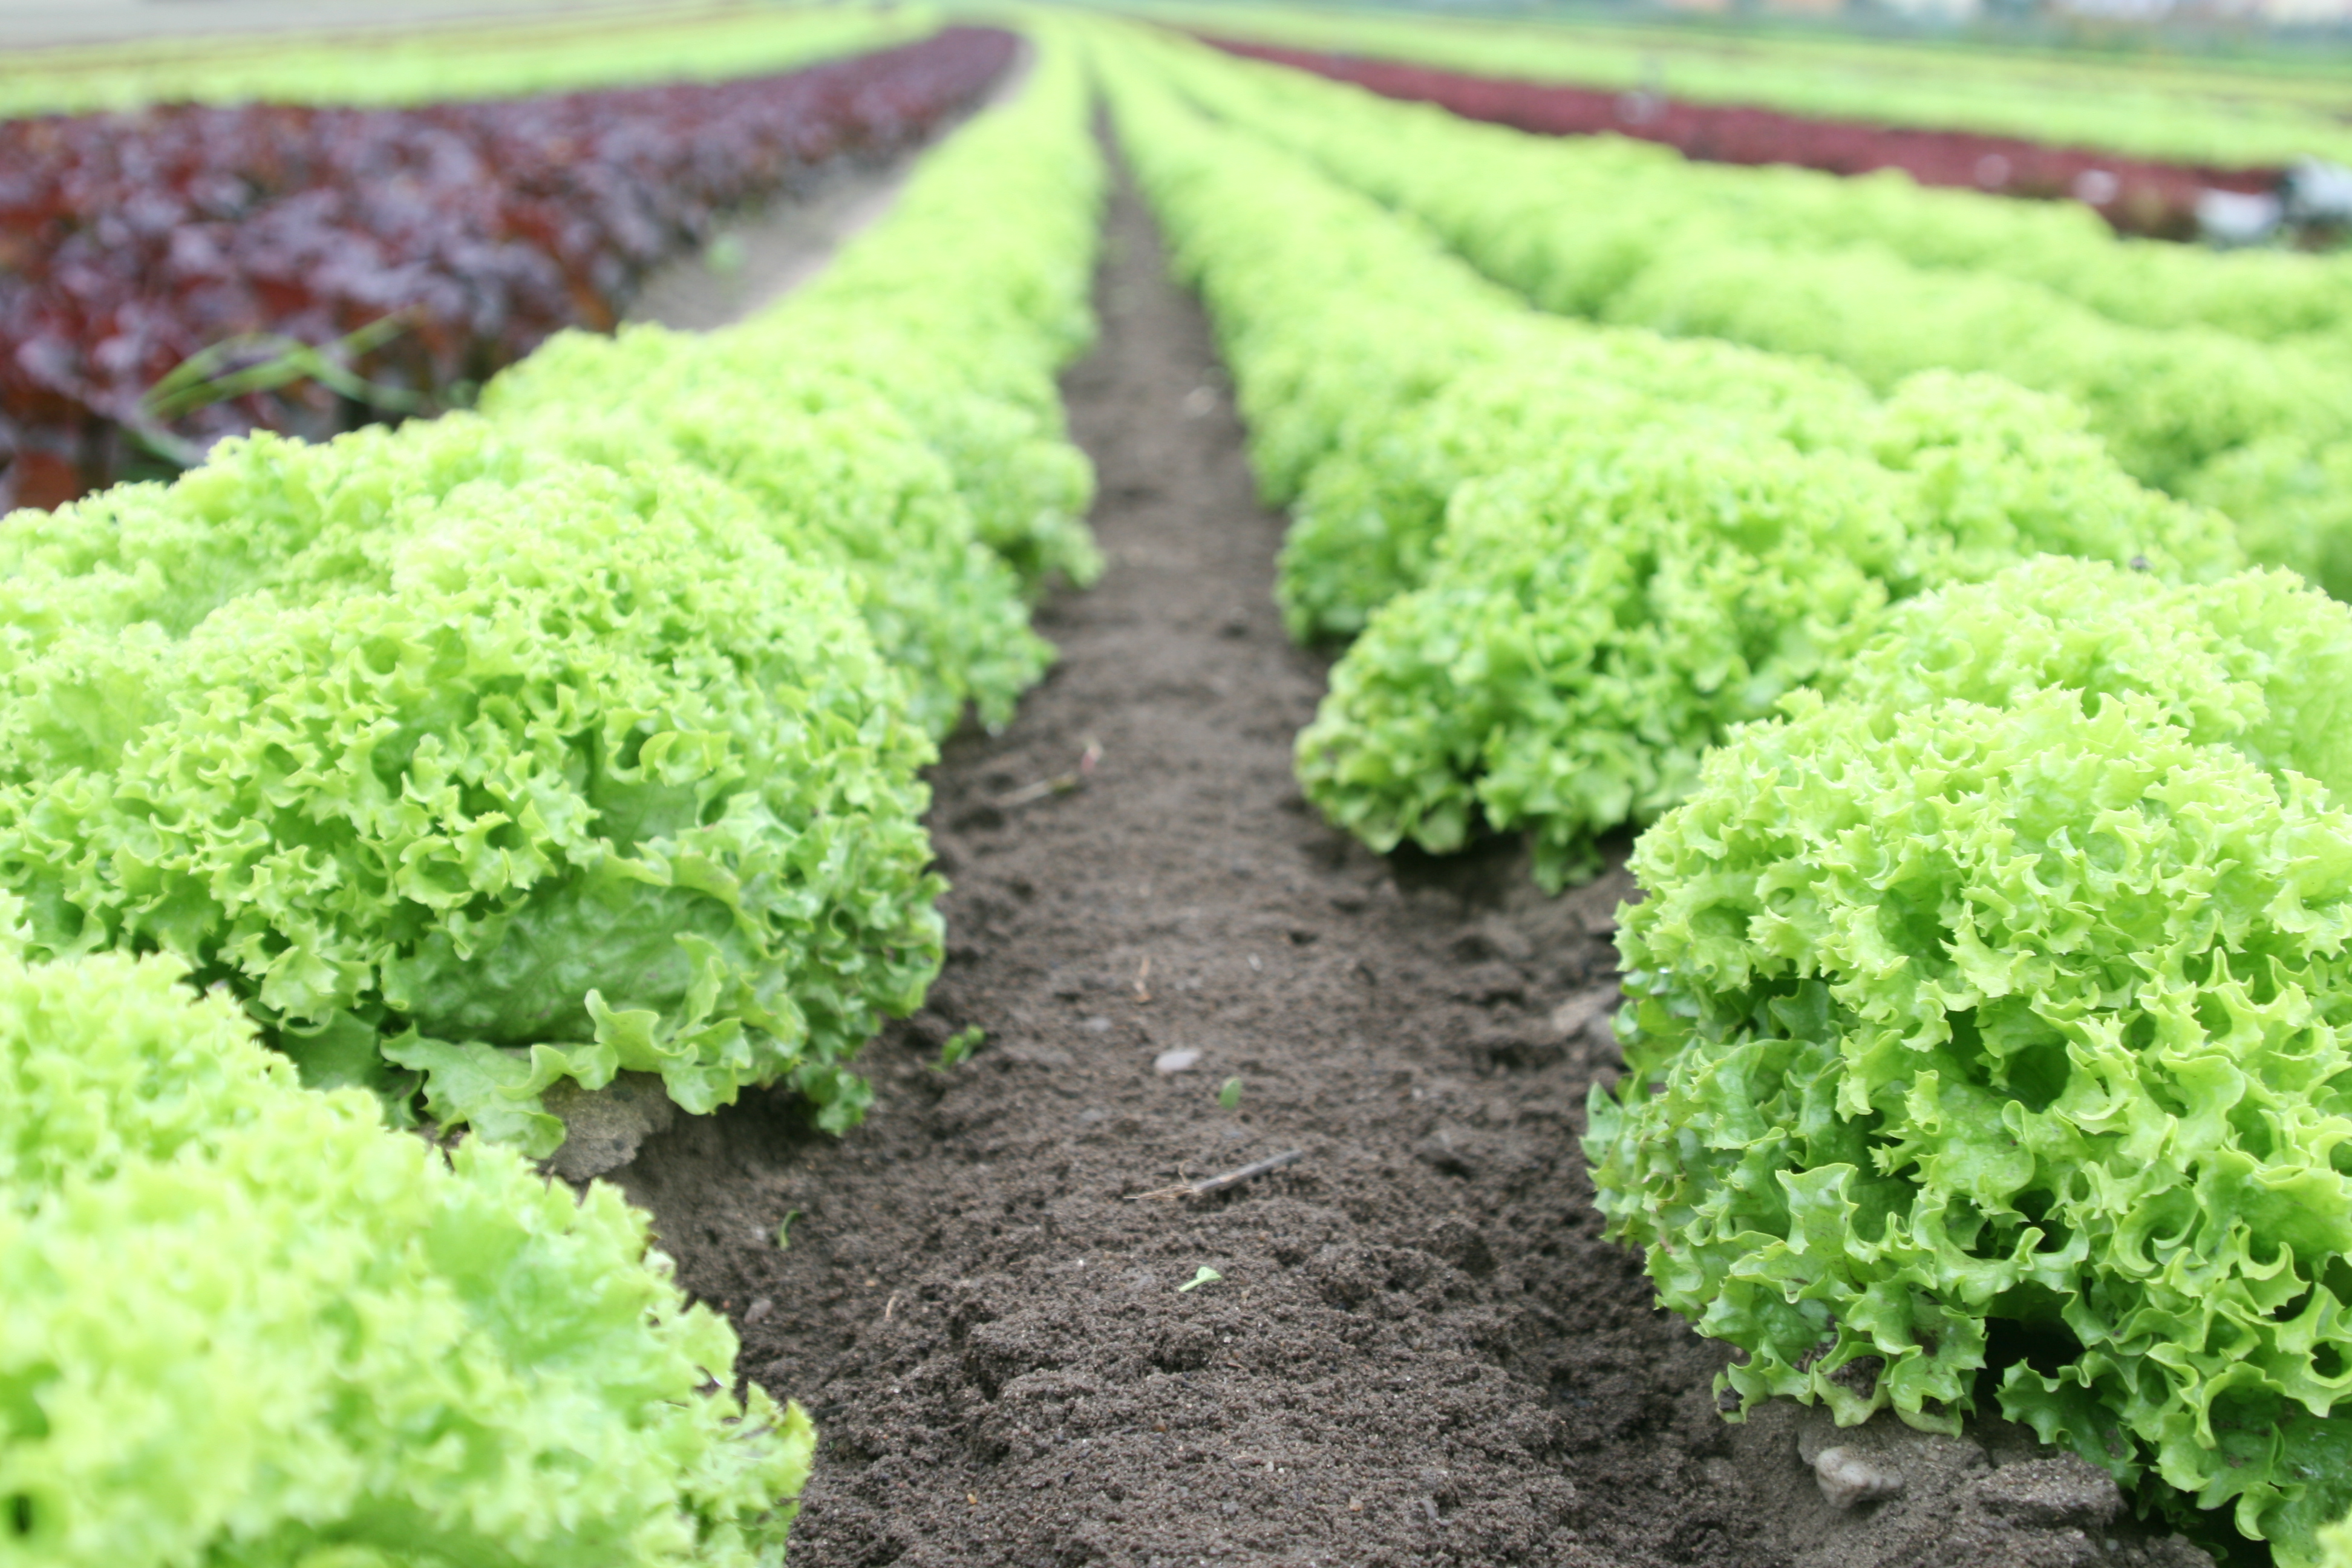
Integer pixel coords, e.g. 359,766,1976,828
1733,1404,2213,1568
609,160,2216,1568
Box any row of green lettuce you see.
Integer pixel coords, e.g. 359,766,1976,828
2,41,1099,1155
1280,119,2352,351
0,3,928,118
1130,0,2352,171
1148,37,2352,606
1099,30,2240,885
1096,27,2352,1565
0,38,1102,1567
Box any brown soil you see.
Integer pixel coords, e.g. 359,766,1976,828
626,47,1034,334
623,158,920,333
609,158,2221,1568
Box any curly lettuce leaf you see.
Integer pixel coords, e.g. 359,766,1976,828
0,946,811,1567
1592,684,2352,1564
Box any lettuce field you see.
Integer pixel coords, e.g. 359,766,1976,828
0,26,1015,509
5,8,2352,1568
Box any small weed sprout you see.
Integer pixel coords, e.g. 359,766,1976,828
703,232,748,276
935,1026,985,1071
1217,1076,1243,1109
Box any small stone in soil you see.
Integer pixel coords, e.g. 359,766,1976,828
1814,1446,1906,1510
1549,985,1620,1040
1154,1048,1202,1074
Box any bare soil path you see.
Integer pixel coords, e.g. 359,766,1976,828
611,158,2220,1568
618,160,1717,1568
626,47,1034,334
624,162,917,333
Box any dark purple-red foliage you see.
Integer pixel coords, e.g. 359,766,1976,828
1206,37,2276,243
0,25,1015,511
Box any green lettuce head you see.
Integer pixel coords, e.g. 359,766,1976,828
0,461,941,1151
1590,564,2352,1563
0,946,811,1567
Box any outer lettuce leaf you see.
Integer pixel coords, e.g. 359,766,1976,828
1830,555,2352,800
1591,683,2352,1565
0,947,811,1567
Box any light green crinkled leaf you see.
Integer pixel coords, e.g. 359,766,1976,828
382,1034,581,1158
1829,555,2352,802
2319,1509,2352,1568
506,381,1050,736
1269,353,2238,645
0,460,942,1146
0,946,812,1567
2,394,1044,744
2186,436,2352,603
1276,341,1877,641
1590,679,2352,1565
1298,432,1904,889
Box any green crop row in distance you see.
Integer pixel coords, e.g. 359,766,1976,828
1157,41,2352,603
1305,125,2352,351
1098,28,2235,888
0,2,927,117
1128,0,2352,169
1134,13,2352,356
1142,0,2352,106
1099,30,2352,1559
0,38,1102,1157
